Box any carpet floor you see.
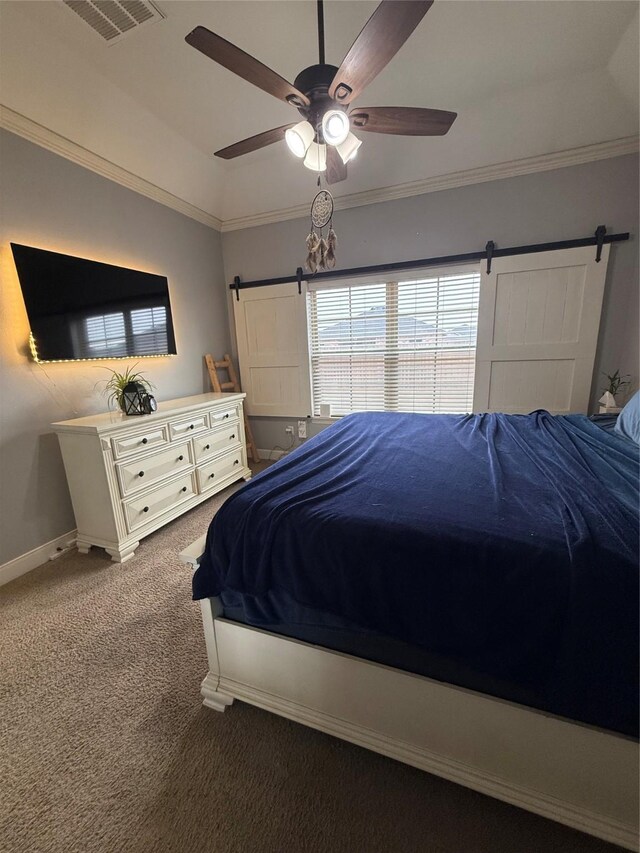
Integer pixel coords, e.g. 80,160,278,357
0,474,622,853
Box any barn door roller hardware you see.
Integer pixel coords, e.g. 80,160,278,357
485,240,495,275
229,226,629,293
595,225,606,262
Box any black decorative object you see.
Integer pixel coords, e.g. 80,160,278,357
122,382,156,416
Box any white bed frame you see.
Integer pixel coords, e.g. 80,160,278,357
181,536,639,851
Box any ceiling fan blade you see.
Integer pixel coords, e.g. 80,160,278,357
214,125,295,160
186,26,309,108
329,1,433,104
350,107,457,136
325,145,347,184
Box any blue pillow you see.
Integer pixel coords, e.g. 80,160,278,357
614,390,640,444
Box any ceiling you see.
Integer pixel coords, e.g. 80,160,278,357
1,0,638,228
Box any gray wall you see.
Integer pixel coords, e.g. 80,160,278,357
0,129,228,564
222,154,639,452
1,134,637,562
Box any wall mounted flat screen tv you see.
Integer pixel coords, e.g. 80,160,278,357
11,243,177,362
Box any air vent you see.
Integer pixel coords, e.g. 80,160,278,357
63,0,164,44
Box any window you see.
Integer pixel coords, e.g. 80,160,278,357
307,267,480,416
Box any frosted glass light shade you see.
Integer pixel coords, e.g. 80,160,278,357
322,109,350,146
285,121,314,158
303,141,327,172
337,132,362,164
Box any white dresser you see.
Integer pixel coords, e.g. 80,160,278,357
52,392,251,562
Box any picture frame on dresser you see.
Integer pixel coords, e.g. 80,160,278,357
52,392,251,562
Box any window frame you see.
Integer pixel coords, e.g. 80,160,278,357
306,262,481,419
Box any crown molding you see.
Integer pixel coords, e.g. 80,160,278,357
0,105,223,232
220,135,640,232
2,105,636,236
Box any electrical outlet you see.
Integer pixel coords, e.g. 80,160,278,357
285,425,294,436
297,420,307,439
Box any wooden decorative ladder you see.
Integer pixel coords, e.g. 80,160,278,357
205,354,259,463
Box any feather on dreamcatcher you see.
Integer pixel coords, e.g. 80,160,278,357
306,190,337,274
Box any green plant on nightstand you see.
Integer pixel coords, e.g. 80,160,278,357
602,369,630,399
98,364,155,412
599,369,630,413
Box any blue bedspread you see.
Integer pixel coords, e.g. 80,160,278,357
193,411,639,736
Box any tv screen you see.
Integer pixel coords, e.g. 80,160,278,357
11,243,177,362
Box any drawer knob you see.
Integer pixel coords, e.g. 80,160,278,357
178,455,184,461
234,459,239,465
209,473,215,479
230,434,235,439
224,413,230,419
143,506,149,513
142,438,148,445
204,444,210,450
181,486,187,493
138,471,145,478
189,424,194,430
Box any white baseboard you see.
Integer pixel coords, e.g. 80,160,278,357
0,530,77,587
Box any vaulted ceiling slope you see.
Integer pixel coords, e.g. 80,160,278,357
0,0,638,228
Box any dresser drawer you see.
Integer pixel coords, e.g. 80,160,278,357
197,449,245,493
169,414,209,440
194,423,242,462
111,425,169,459
116,441,192,497
123,473,196,533
209,404,240,428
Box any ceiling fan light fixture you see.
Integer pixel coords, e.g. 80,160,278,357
285,121,314,158
321,109,350,146
303,142,327,172
337,132,361,164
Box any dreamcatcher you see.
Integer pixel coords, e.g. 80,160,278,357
306,190,337,274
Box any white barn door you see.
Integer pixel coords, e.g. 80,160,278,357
233,283,312,417
473,245,609,414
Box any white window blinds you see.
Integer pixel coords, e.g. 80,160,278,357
308,267,480,416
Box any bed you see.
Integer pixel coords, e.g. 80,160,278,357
182,406,639,850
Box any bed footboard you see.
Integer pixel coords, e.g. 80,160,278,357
180,539,639,851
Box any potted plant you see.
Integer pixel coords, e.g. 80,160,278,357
599,369,630,413
99,364,155,413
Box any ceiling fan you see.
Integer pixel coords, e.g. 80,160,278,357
185,0,456,185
